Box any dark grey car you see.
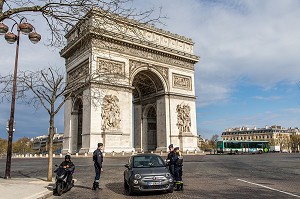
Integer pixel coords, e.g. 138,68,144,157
123,154,174,195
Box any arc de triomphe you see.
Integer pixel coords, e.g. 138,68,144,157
61,9,199,153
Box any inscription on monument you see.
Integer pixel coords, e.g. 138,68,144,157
176,104,191,134
101,95,121,130
173,73,192,90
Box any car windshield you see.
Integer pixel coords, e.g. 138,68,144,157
133,156,165,168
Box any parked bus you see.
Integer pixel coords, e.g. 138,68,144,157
217,140,270,154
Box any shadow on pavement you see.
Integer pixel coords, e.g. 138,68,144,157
106,182,171,197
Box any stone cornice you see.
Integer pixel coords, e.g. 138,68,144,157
61,32,198,70
66,8,195,45
167,92,197,101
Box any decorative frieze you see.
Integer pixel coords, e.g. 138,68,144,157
176,104,191,134
172,73,192,90
97,57,125,76
67,61,89,84
101,95,121,130
65,39,91,65
92,38,195,70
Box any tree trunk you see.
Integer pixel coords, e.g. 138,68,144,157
47,114,55,182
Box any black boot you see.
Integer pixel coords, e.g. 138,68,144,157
92,182,99,190
180,182,183,191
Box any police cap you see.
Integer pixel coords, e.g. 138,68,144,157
98,143,103,147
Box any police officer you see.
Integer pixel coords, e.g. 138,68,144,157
166,144,175,178
92,143,104,190
174,147,183,191
59,155,75,186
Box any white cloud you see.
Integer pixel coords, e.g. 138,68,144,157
2,0,300,139
253,96,282,101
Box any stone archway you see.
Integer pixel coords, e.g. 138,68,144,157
132,70,166,152
71,98,83,153
146,106,157,151
62,9,199,154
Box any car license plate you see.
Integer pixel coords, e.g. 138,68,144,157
147,182,162,185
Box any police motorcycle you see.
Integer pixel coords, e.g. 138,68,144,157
53,164,74,196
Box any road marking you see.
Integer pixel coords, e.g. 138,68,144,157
237,179,300,198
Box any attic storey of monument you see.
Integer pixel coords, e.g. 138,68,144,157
61,8,200,153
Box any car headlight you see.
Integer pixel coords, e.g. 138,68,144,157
134,173,142,179
165,172,171,178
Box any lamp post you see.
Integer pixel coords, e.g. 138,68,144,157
0,18,41,179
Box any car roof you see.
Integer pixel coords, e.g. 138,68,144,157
131,153,160,157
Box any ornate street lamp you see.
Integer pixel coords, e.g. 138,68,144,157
0,18,41,179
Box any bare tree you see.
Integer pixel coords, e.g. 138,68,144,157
0,0,165,47
18,67,71,181
290,134,300,152
1,0,166,182
0,64,129,181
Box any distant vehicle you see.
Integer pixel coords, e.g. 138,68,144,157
217,140,270,154
123,154,174,195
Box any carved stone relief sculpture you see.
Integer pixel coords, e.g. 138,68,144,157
176,104,191,134
67,61,89,84
97,58,125,76
173,73,192,90
101,95,121,130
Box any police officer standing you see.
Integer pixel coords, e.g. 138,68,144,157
166,144,175,178
174,147,183,191
92,143,104,190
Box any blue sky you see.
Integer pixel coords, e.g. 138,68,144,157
1,0,300,140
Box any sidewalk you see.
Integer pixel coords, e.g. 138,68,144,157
0,177,53,199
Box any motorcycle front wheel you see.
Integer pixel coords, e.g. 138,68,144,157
56,182,63,196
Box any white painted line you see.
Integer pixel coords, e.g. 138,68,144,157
237,179,300,198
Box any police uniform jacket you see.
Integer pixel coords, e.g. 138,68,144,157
93,149,103,169
59,161,75,172
167,151,175,165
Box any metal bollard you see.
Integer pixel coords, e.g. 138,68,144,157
84,152,87,157
53,154,55,157
76,153,79,157
112,151,115,156
60,154,63,158
186,150,189,155
122,151,125,156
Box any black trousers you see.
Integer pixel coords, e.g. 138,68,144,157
94,164,102,182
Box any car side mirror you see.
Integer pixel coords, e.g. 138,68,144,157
124,164,130,169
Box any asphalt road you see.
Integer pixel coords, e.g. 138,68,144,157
0,153,300,199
